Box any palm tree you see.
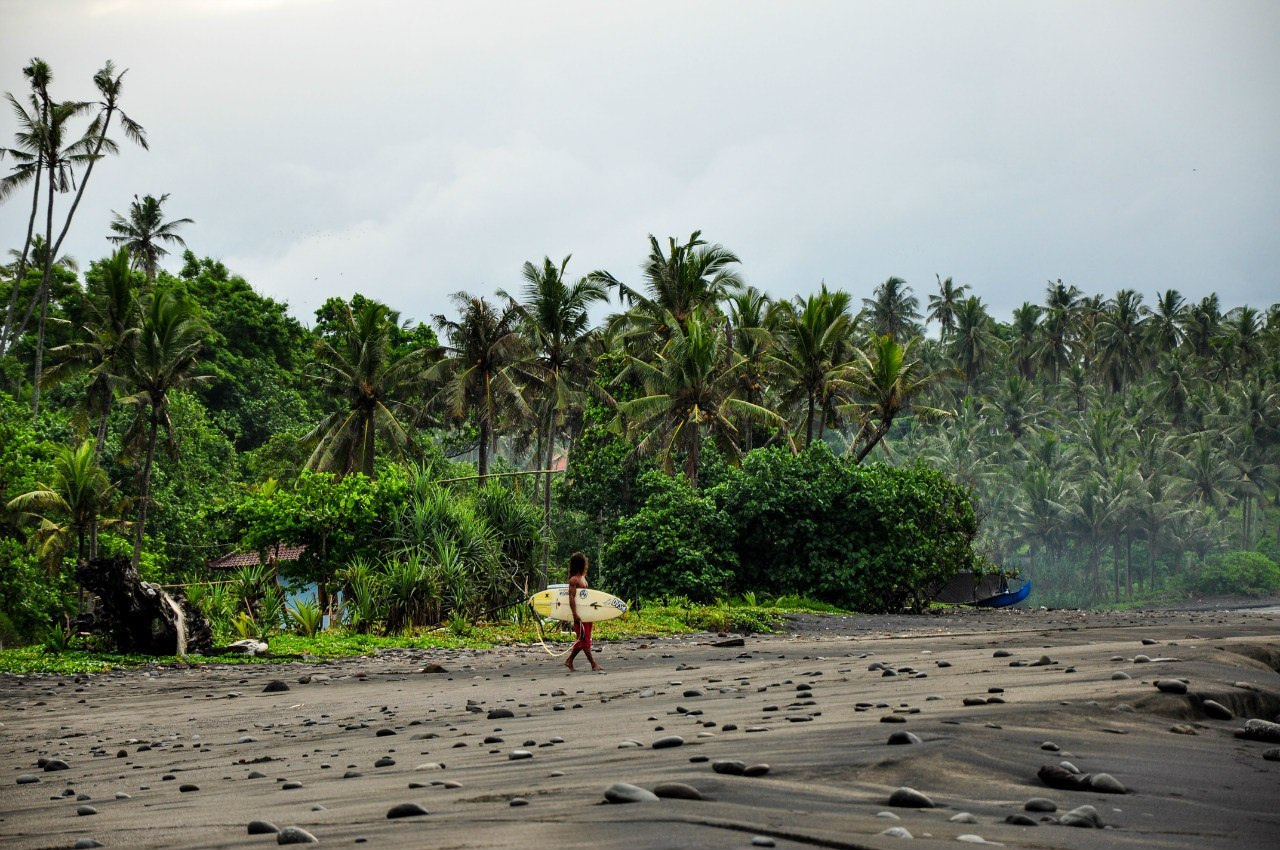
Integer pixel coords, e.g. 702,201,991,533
615,310,782,488
926,275,968,342
771,284,856,447
840,334,951,462
948,295,1002,397
502,255,607,576
1224,306,1264,379
1008,302,1042,381
863,276,921,341
121,289,208,568
725,285,777,452
1038,279,1081,384
304,299,432,479
42,247,140,454
1144,289,1186,358
1095,289,1146,397
430,293,529,480
107,193,193,281
590,231,742,353
7,439,124,570
1183,294,1221,360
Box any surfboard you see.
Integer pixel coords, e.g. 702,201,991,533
529,586,628,623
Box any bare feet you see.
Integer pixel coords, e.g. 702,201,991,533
591,664,604,672
564,659,575,672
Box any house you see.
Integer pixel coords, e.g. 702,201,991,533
207,544,306,572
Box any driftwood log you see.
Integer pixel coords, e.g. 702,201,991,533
77,556,213,655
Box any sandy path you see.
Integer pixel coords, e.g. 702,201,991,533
2,606,1278,850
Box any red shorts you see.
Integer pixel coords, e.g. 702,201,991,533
571,620,592,651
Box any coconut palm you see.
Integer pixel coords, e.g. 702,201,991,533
948,295,1003,397
107,193,193,281
616,310,783,489
7,439,125,570
1095,289,1146,397
725,285,777,453
429,293,530,480
1038,280,1081,384
1144,289,1186,357
590,231,742,347
502,255,606,576
771,285,857,447
303,298,432,479
121,289,209,567
42,247,140,453
926,275,968,342
840,334,951,462
863,276,921,341
1008,302,1042,381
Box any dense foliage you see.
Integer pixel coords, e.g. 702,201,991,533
2,59,1277,647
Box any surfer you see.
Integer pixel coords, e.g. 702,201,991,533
564,551,603,672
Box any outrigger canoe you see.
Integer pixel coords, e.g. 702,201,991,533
932,572,1031,608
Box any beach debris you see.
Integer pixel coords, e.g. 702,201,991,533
225,639,269,656
77,555,212,655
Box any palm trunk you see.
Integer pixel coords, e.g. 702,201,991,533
1148,540,1158,592
131,405,159,568
804,394,816,447
0,158,42,358
684,424,700,489
1125,538,1133,597
477,416,490,480
94,404,112,456
31,164,57,420
542,413,555,588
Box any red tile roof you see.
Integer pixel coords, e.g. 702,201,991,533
207,544,307,570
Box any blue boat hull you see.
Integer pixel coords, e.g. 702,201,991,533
971,580,1031,608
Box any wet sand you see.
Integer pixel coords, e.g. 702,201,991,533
2,605,1278,850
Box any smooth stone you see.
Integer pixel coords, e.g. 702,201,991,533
652,735,684,749
1155,679,1188,694
509,750,533,760
487,709,515,719
414,763,445,770
877,811,901,819
1088,773,1127,794
653,781,703,800
374,757,395,767
16,774,38,784
509,797,528,807
1024,797,1057,812
114,792,130,800
43,759,70,772
1263,748,1280,761
880,715,907,724
1060,805,1102,828
281,781,303,790
76,805,97,816
248,820,280,834
237,735,259,743
751,838,776,847
1040,742,1059,751
1133,654,1150,663
992,650,1013,658
683,689,705,697
1201,699,1232,720
248,770,268,779
1038,764,1088,790
949,813,978,824
712,760,746,775
957,836,995,844
1238,718,1280,743
375,728,396,737
179,783,199,792
74,840,103,849
386,802,429,818
276,826,319,844
262,680,290,693
1005,814,1038,826
1111,671,1131,680
962,697,986,706
887,731,921,745
888,786,934,808
603,782,659,804
743,764,770,777
879,826,913,838
1170,724,1197,735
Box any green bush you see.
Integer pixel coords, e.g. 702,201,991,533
1194,550,1280,597
603,470,737,603
711,444,978,613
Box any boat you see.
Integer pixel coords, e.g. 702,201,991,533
931,572,1031,608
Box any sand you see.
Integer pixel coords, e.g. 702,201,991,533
2,605,1278,850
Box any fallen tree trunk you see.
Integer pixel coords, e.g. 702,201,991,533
77,555,213,655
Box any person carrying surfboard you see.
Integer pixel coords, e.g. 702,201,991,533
565,552,603,672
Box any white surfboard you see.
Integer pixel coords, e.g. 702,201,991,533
529,586,627,623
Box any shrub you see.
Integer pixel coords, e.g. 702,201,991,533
1194,550,1280,597
603,471,737,603
711,444,978,613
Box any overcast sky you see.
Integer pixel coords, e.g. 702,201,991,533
3,0,1277,330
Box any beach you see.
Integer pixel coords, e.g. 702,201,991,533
2,605,1278,850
